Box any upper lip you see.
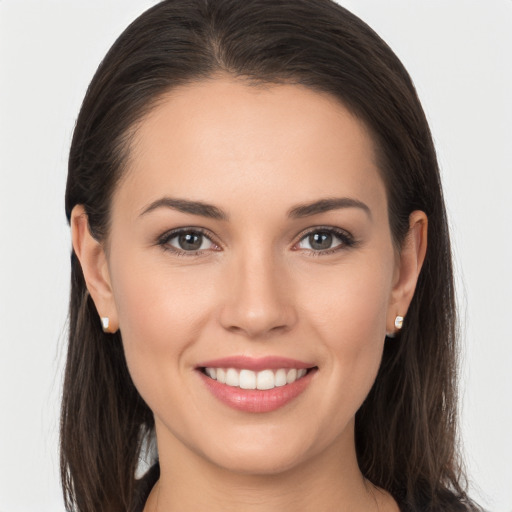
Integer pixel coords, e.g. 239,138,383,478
197,356,315,372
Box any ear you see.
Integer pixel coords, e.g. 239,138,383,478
387,210,428,335
71,205,119,333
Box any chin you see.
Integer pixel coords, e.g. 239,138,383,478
193,424,332,478
208,445,309,477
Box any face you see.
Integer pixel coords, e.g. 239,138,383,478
85,78,416,476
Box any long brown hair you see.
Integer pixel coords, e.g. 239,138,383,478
61,1,480,510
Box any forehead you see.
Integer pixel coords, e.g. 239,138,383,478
116,78,386,219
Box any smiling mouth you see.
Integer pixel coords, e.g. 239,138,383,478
200,367,316,390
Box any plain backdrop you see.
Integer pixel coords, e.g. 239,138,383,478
0,1,511,510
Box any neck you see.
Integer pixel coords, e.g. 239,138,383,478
148,420,389,512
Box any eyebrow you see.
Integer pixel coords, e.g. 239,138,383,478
140,197,228,220
287,197,371,219
139,196,371,220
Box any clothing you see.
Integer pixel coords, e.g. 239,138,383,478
132,463,160,512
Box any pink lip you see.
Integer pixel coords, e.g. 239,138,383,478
197,355,314,372
199,371,315,413
197,356,317,413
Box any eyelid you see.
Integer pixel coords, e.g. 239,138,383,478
155,225,356,257
156,227,222,255
293,225,356,254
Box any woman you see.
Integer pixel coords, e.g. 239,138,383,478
61,0,481,510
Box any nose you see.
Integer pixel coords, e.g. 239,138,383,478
218,250,298,339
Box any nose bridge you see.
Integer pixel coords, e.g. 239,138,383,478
219,243,297,338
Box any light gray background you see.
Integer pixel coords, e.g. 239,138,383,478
1,1,511,510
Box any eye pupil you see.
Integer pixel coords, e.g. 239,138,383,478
309,232,332,250
179,232,203,250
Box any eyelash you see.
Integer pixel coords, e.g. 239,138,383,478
156,227,218,257
294,226,357,256
156,226,357,257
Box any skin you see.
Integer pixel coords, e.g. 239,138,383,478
72,77,427,511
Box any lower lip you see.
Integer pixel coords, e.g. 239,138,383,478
199,369,316,413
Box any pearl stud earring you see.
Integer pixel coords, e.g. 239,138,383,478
386,315,404,338
101,317,110,332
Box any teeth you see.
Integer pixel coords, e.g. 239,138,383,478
225,368,239,387
216,368,226,384
239,369,256,390
205,367,217,379
204,367,310,389
256,369,274,390
286,368,297,384
275,369,287,387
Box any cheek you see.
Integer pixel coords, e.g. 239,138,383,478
301,257,393,405
303,257,392,343
108,254,213,394
112,249,212,334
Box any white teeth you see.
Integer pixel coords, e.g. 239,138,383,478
286,368,297,384
205,367,216,379
275,369,287,387
239,369,256,390
216,368,226,384
204,366,310,389
256,369,274,390
225,368,239,387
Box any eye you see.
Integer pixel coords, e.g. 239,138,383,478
295,227,355,254
158,228,219,255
